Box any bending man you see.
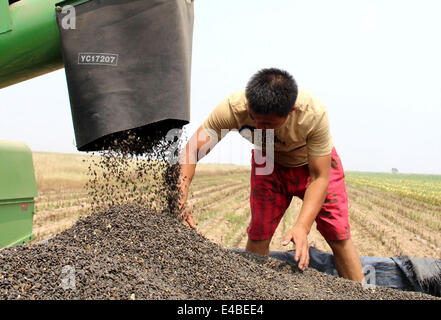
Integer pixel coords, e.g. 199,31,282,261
178,68,364,282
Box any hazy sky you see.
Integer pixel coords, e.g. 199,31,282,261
1,0,440,174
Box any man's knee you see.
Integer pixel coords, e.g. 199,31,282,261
326,238,353,253
326,238,364,282
246,237,271,256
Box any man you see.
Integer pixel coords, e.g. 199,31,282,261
178,68,364,282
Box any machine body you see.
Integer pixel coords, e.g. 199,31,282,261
0,141,37,249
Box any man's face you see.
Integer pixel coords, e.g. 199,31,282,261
248,108,292,130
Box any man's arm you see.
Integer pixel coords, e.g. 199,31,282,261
282,153,331,270
178,126,219,228
178,95,238,227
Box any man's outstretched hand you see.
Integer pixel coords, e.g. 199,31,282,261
282,225,309,271
177,170,197,229
179,203,197,229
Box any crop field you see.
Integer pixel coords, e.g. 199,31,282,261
32,152,91,242
31,152,441,259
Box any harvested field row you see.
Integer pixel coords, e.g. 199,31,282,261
190,184,248,214
350,192,440,249
36,190,89,200
197,193,250,246
346,184,441,258
347,184,441,227
346,182,441,214
189,181,248,205
35,197,89,212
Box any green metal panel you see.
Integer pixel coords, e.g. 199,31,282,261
0,141,37,249
0,0,12,34
0,0,63,89
0,201,35,249
0,141,37,201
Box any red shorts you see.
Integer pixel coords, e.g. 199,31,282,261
247,147,351,241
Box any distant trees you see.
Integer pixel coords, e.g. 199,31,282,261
391,168,399,174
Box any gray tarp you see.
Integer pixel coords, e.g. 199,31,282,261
56,0,194,151
232,247,441,297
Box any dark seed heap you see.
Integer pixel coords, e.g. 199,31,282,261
0,204,437,300
0,125,438,299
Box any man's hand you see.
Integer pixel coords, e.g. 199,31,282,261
179,202,197,229
281,153,330,271
177,177,197,229
177,125,217,229
282,225,309,271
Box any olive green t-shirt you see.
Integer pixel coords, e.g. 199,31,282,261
202,89,334,167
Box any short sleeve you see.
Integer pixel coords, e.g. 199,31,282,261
306,110,333,157
201,96,239,141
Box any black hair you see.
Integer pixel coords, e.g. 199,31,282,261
245,68,298,117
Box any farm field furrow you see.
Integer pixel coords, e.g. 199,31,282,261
36,189,89,200
346,184,441,226
197,194,250,246
347,183,441,214
189,184,248,214
223,206,251,248
345,206,399,257
194,186,249,219
346,185,441,258
348,186,441,250
35,197,89,211
189,180,246,200
348,203,409,255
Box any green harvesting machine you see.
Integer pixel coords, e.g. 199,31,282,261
0,0,62,249
0,141,37,248
0,0,194,249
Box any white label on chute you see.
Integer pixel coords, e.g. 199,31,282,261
78,53,119,66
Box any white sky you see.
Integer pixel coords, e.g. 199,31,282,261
1,0,440,174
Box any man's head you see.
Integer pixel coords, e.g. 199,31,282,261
245,68,298,129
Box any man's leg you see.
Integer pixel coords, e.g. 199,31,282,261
246,150,290,255
315,148,364,282
246,238,272,256
326,238,364,282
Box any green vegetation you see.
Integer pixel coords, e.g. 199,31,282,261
346,171,441,206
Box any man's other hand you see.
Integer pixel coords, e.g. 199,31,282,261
282,225,309,271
